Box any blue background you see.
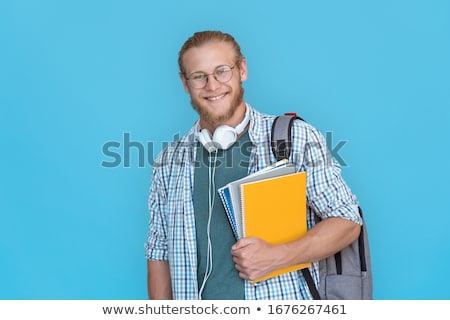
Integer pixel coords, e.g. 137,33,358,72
1,0,449,299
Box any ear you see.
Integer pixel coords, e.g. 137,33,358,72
239,59,248,82
179,72,190,93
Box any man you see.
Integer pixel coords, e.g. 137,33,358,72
145,30,362,299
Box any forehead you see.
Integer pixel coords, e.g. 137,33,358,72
182,41,235,73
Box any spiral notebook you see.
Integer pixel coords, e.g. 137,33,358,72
240,171,311,282
218,161,295,239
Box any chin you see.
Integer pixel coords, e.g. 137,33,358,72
191,87,245,125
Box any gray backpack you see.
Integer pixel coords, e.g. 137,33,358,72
271,113,373,300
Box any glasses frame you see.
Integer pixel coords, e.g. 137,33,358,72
184,64,236,89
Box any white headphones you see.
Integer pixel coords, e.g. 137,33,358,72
197,106,250,153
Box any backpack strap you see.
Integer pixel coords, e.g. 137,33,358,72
301,269,321,300
271,113,322,299
271,113,304,161
357,207,368,272
271,113,371,299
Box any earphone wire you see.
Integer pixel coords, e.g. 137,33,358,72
198,150,218,299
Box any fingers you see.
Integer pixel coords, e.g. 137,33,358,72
231,237,269,281
231,236,258,252
234,262,252,281
231,242,252,280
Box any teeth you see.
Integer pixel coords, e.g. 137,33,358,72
207,94,225,101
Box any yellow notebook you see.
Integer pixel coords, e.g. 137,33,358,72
240,171,311,282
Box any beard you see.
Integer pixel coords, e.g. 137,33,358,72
190,85,245,128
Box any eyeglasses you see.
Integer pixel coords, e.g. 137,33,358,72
184,65,236,89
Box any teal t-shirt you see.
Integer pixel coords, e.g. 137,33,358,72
194,131,250,299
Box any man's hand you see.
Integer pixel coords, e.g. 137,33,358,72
231,237,280,281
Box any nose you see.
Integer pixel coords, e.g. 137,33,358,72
204,74,221,91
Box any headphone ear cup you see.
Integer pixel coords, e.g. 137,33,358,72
212,125,237,150
197,129,218,153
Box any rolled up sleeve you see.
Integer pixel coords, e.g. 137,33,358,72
144,166,169,261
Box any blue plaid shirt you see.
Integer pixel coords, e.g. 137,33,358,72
145,104,362,300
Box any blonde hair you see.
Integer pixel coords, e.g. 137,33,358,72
178,30,245,74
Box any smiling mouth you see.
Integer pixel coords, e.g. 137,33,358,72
205,93,227,101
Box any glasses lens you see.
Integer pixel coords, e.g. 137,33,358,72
214,66,233,83
189,72,208,89
187,65,234,89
